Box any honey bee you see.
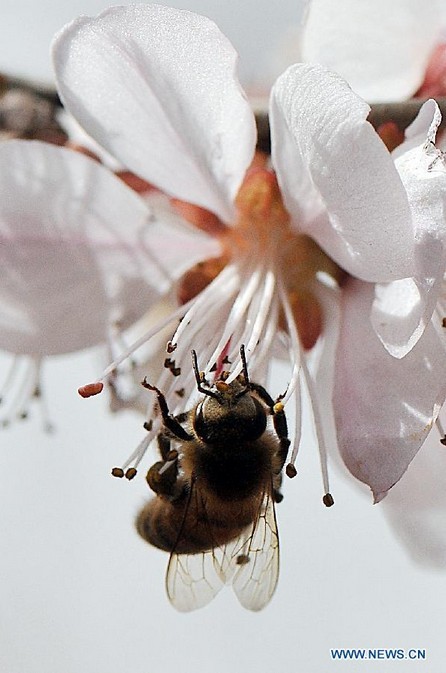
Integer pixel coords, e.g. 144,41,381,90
136,346,290,611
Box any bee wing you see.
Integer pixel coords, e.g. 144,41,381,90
165,483,241,612
166,538,241,612
231,489,279,611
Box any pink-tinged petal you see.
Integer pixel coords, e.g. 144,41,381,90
382,428,446,568
0,140,217,357
416,42,446,98
334,279,446,502
301,0,444,102
270,64,415,282
372,101,446,357
52,5,256,224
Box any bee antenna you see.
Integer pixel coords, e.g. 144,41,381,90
191,350,221,401
240,345,250,386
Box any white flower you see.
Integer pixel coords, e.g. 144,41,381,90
0,139,218,425
301,0,446,102
19,3,440,501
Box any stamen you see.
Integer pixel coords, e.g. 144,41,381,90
172,263,240,352
436,416,446,445
0,356,53,431
323,493,335,507
112,431,155,479
225,267,277,383
300,355,333,505
204,263,262,378
99,296,197,383
78,382,104,398
276,282,301,405
276,281,302,474
0,354,20,404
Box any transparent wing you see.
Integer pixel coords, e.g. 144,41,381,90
166,538,240,612
165,485,279,612
165,483,242,612
232,489,280,611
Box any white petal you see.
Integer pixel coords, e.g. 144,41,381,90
334,279,446,502
52,5,256,224
301,0,445,102
0,140,216,357
372,101,446,357
382,429,446,568
270,64,415,282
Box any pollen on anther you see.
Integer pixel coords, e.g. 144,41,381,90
111,467,125,478
166,341,177,353
78,382,104,398
166,449,179,461
286,464,297,478
323,493,335,507
273,402,284,414
215,381,229,392
125,467,138,480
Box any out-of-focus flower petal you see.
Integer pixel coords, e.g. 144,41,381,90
372,101,446,357
334,279,446,502
301,0,444,102
0,140,217,356
52,4,256,224
270,64,415,282
382,428,446,568
416,42,446,98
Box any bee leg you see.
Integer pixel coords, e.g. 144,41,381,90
142,379,193,441
249,383,291,472
271,406,291,473
157,433,172,461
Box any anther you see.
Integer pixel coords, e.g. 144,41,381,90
166,341,177,353
111,467,125,478
273,401,284,414
78,382,104,398
175,388,185,397
286,463,297,478
125,467,138,480
166,449,178,461
323,493,334,507
215,381,229,392
143,420,153,432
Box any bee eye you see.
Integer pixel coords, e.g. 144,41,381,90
194,402,211,442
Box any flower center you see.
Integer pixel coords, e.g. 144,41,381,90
178,167,345,349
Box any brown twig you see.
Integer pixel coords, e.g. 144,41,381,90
255,97,446,154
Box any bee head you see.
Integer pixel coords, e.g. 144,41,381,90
193,379,267,444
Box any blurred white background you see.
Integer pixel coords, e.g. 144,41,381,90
1,0,306,88
2,1,446,672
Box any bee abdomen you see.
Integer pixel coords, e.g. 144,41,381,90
136,497,185,552
136,494,253,554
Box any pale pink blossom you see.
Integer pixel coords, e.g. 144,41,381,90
2,5,446,508
45,5,446,500
301,0,446,102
